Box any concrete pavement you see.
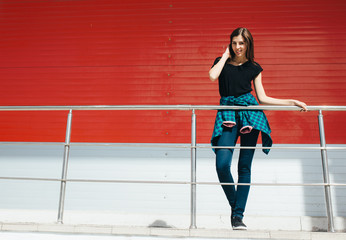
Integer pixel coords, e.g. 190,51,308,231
1,222,346,240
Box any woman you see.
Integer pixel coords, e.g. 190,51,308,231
209,27,307,230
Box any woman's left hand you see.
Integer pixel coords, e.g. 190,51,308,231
292,100,308,112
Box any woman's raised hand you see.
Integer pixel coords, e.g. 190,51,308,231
223,46,231,59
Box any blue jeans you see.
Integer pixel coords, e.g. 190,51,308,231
215,115,259,219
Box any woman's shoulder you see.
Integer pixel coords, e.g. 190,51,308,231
214,56,222,63
248,61,263,78
249,61,263,71
211,57,222,67
249,61,261,67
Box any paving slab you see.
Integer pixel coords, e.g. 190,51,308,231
0,222,345,240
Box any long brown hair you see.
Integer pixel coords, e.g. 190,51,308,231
229,27,255,62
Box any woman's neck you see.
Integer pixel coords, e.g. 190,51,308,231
231,57,248,66
232,56,248,65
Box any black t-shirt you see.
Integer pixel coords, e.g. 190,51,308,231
212,57,263,97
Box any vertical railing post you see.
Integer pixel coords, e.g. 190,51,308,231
190,109,197,229
318,110,335,232
57,109,73,224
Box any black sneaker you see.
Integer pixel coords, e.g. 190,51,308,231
231,216,247,230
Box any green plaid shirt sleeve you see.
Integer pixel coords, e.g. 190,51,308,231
211,93,272,154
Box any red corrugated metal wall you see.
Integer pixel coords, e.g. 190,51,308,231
1,0,345,144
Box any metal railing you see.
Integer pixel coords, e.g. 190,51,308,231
1,105,346,233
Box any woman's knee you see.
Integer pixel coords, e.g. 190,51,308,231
237,151,254,176
238,165,251,177
216,149,232,173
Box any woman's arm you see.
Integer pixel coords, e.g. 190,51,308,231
254,73,308,111
209,47,230,81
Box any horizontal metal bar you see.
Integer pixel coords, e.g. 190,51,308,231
1,142,345,150
0,142,65,146
205,146,346,150
70,143,192,148
0,142,192,148
0,176,345,187
0,177,63,182
0,105,346,111
196,182,346,187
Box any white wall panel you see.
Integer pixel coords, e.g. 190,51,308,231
0,144,345,230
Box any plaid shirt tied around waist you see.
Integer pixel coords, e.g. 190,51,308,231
211,93,272,154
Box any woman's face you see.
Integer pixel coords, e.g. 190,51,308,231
231,35,247,58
